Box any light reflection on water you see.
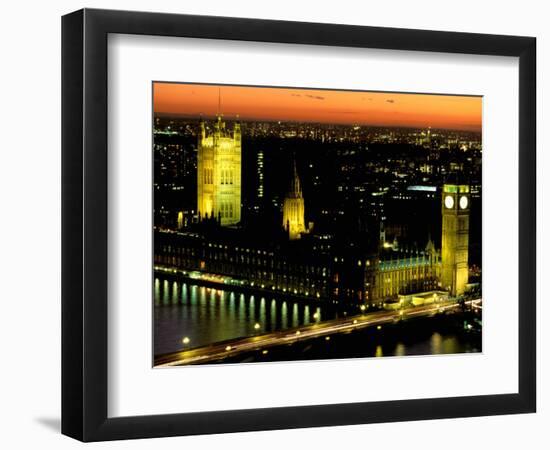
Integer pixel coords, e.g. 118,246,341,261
154,277,326,355
394,343,406,357
154,276,479,358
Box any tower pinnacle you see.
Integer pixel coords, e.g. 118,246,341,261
288,159,303,199
282,158,306,240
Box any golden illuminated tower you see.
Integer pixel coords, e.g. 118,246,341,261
441,184,470,296
282,160,306,240
197,116,241,226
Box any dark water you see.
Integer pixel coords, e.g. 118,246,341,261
154,277,329,355
154,276,481,360
233,315,482,365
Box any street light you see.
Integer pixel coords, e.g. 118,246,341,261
182,336,190,345
254,322,261,330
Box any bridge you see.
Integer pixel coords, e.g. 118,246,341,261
154,298,481,367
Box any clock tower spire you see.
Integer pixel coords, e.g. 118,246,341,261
441,184,470,296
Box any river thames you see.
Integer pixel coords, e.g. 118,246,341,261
154,276,481,363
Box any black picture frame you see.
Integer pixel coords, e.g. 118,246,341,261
62,8,536,442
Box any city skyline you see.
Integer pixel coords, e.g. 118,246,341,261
153,83,482,132
152,82,482,366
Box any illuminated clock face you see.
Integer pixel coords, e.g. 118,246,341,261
444,195,454,209
459,195,469,209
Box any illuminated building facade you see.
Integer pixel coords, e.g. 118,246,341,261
155,230,333,300
197,116,242,226
441,184,470,296
282,160,306,240
155,229,442,306
370,243,441,302
155,184,470,306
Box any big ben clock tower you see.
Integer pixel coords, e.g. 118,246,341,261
441,184,470,297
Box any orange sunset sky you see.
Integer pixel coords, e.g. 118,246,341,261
153,83,482,132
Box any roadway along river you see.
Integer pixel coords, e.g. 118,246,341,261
154,276,481,364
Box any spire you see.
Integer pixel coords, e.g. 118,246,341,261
287,158,303,199
215,87,224,131
425,233,435,254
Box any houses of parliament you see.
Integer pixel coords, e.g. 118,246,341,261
155,116,472,307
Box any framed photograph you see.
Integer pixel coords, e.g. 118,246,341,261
62,8,536,441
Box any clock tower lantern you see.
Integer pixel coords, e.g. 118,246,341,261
441,184,470,297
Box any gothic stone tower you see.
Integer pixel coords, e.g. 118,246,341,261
282,160,306,240
441,184,470,296
197,116,241,226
